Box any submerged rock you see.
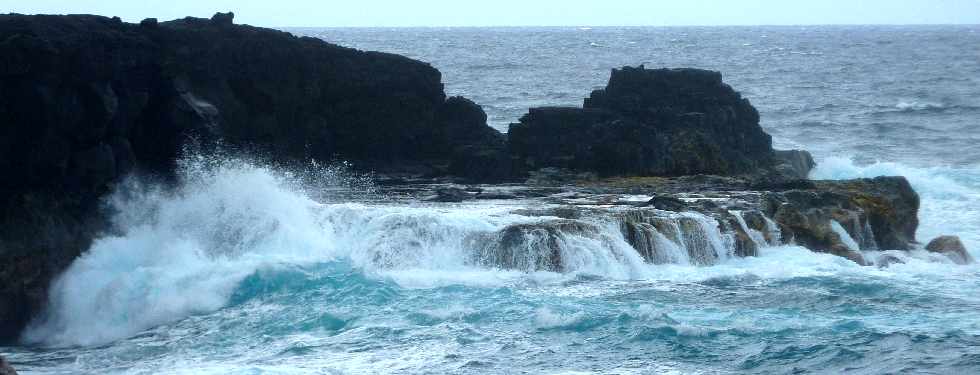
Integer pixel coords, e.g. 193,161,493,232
926,236,974,264
508,66,774,177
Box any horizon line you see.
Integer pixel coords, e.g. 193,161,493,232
4,13,979,29
279,23,980,29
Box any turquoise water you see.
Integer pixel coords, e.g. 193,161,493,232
2,155,979,374
11,256,980,374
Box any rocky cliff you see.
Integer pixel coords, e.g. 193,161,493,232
0,12,502,342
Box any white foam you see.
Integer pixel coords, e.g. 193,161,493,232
733,210,770,248
24,159,339,347
533,307,586,329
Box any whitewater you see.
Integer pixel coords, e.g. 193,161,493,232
4,25,980,374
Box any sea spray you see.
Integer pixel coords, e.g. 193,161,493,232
831,220,862,251
21,156,658,346
23,156,342,347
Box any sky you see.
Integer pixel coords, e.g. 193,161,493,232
3,0,980,27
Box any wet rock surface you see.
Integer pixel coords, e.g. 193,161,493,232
384,171,920,269
926,235,974,264
761,176,919,260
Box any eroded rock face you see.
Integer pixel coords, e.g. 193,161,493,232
762,176,919,263
0,13,502,342
508,66,775,177
926,236,974,264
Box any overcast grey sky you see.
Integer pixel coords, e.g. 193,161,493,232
4,0,980,27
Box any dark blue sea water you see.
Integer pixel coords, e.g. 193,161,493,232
3,26,980,374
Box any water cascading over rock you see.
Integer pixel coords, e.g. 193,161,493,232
471,208,772,272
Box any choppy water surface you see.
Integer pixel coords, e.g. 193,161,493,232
4,26,980,374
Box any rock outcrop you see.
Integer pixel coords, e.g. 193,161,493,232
926,236,974,264
762,176,920,264
508,66,775,178
0,13,502,342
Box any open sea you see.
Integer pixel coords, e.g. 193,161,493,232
3,26,980,374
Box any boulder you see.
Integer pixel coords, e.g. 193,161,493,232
508,66,774,177
773,149,816,179
751,149,817,187
925,236,974,264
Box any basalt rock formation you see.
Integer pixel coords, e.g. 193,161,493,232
0,12,502,342
762,176,920,265
508,66,777,178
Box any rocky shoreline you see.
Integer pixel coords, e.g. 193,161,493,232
0,12,969,348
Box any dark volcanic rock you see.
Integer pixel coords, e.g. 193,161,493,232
926,235,974,264
637,195,688,211
773,149,816,179
0,13,502,342
763,176,920,262
508,66,774,177
441,96,510,182
426,187,472,203
750,149,817,188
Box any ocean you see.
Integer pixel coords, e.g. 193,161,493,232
4,26,980,374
